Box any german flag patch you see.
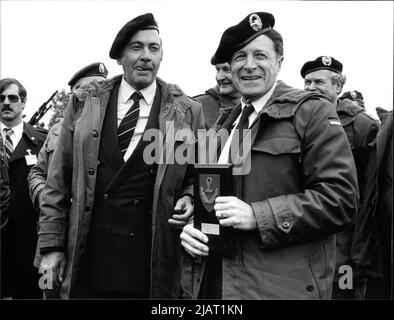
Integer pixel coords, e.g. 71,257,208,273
328,117,342,126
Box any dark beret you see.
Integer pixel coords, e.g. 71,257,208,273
300,56,343,78
109,13,159,59
211,12,275,65
340,90,364,101
68,62,108,87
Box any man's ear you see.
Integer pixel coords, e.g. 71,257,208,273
336,84,343,95
277,56,284,72
117,51,123,65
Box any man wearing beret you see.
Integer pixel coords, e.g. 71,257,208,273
28,62,108,213
194,62,240,130
27,62,108,299
180,12,358,300
340,90,365,109
301,56,379,299
37,13,204,299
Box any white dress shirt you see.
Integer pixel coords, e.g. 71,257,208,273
117,77,157,162
1,120,24,149
218,82,277,164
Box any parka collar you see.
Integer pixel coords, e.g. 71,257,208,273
206,86,240,109
89,75,192,119
336,98,364,117
259,80,328,119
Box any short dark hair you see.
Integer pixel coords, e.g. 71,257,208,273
0,78,27,103
264,29,284,58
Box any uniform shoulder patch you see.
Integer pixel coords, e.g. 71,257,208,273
328,117,342,126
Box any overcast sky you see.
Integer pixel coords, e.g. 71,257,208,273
0,0,393,123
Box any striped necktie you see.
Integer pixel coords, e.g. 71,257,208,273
229,103,254,162
3,128,14,160
118,91,143,157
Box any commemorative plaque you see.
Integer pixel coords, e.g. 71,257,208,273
194,164,235,257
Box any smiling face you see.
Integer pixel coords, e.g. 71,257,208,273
0,83,25,126
117,29,163,90
230,34,282,101
215,62,239,98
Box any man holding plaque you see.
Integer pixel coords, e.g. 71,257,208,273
181,12,358,299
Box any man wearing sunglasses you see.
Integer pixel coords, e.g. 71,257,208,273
0,77,46,299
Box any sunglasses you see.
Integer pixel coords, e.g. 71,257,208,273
0,94,20,103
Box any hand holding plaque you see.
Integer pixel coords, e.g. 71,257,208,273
193,164,235,258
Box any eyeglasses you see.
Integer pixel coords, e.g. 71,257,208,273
0,94,20,103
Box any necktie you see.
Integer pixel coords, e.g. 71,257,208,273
3,128,14,160
118,91,143,157
229,104,254,162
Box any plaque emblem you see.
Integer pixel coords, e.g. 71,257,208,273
322,56,332,66
99,63,105,73
350,91,357,99
199,174,219,212
249,14,263,32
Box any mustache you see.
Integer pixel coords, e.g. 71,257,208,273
135,64,153,70
1,105,13,112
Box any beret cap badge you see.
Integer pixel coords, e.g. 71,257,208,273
249,14,263,31
322,56,332,66
351,91,357,99
99,63,105,74
301,55,343,78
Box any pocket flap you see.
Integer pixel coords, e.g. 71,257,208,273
252,137,301,155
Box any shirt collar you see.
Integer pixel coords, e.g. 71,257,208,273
120,76,157,105
1,120,24,137
241,81,277,114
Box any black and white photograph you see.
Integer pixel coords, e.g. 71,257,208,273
0,0,392,313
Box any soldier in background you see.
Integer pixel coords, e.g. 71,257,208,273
351,111,393,299
0,78,46,299
340,90,365,109
194,62,240,130
301,56,379,299
28,62,108,214
27,63,108,299
376,106,391,124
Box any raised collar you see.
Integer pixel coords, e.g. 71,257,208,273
119,76,157,105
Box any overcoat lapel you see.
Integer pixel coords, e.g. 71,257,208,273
99,78,124,173
9,123,41,163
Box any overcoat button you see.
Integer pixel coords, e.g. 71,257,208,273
306,285,314,292
103,193,109,200
282,221,290,229
88,168,95,175
92,130,99,137
85,206,90,212
134,199,140,205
